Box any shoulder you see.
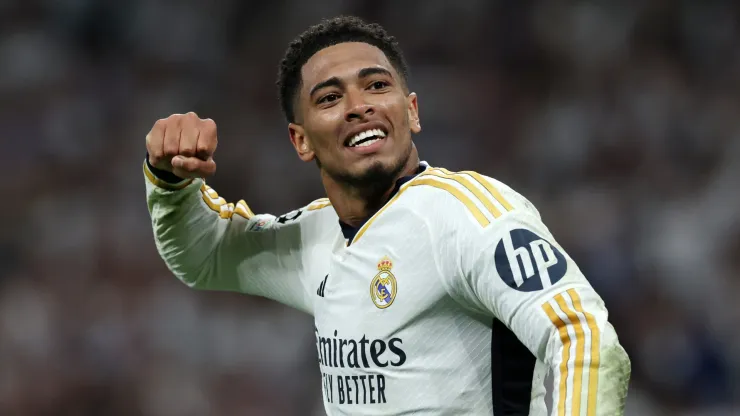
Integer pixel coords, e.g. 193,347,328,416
403,168,565,275
399,166,540,228
197,181,336,224
250,197,338,233
399,167,557,259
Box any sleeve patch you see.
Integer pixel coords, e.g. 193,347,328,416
495,229,567,292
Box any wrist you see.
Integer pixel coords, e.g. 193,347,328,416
144,155,193,190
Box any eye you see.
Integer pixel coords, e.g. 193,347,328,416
318,93,340,104
369,80,390,90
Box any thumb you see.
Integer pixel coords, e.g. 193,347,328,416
171,156,217,178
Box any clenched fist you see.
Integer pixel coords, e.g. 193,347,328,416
146,112,218,179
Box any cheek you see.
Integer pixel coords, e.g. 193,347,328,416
307,114,343,151
387,98,411,129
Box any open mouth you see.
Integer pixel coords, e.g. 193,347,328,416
345,128,387,148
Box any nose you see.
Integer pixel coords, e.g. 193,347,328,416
344,90,374,122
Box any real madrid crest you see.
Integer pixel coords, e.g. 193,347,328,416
370,256,397,309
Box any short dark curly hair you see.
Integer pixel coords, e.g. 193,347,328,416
277,16,410,123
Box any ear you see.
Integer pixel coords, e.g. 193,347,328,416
407,92,421,134
289,123,315,162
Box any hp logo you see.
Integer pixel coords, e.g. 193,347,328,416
494,229,567,292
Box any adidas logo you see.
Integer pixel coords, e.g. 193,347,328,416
317,274,328,297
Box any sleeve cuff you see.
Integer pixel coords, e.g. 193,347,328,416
143,155,193,190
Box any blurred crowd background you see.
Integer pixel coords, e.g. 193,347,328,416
2,0,739,415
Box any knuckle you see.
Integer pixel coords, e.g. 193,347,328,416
180,139,195,150
163,144,179,156
148,152,161,163
148,146,161,157
146,130,160,141
201,118,217,132
180,145,195,157
196,142,211,154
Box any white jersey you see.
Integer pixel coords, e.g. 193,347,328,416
145,161,630,415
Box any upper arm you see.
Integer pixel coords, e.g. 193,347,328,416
418,171,611,357
219,199,334,313
146,165,333,314
420,170,629,413
464,219,630,415
452,198,611,359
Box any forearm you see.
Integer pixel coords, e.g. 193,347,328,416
146,173,219,287
144,161,256,291
590,329,631,416
544,296,631,416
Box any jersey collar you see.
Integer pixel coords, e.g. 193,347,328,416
339,162,429,244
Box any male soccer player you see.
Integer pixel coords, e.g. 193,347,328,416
144,16,630,415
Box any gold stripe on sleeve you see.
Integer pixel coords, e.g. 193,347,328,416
543,301,571,416
196,183,256,220
307,199,332,211
555,293,587,416
200,183,226,216
234,200,255,219
201,183,251,220
568,289,601,416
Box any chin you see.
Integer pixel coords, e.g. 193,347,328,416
332,157,405,190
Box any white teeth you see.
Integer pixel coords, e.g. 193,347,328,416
356,138,380,147
348,128,387,146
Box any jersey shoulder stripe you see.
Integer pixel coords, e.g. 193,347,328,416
422,168,506,219
414,167,515,226
459,170,515,212
410,177,490,227
307,198,332,211
353,166,515,242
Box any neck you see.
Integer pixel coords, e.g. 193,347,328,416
322,146,420,228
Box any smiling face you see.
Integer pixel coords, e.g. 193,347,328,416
288,42,421,188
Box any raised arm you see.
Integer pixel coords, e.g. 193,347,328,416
144,113,331,314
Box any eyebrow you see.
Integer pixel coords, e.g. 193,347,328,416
309,67,394,98
358,67,393,80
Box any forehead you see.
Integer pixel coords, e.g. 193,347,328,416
300,42,397,90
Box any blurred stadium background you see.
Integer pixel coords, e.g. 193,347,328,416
2,0,739,415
